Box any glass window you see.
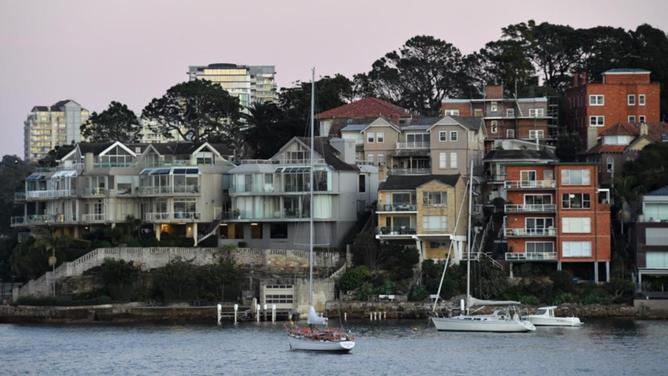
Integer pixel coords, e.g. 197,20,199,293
449,152,457,169
439,131,447,142
627,94,636,105
639,115,646,123
562,217,591,233
506,108,515,117
526,241,554,253
490,121,498,134
562,193,591,209
506,129,515,138
270,223,288,239
474,109,483,117
639,94,646,106
589,116,604,126
367,132,375,143
423,191,447,207
422,215,447,231
439,152,446,169
561,169,591,185
358,175,366,193
562,241,592,257
376,132,384,143
628,115,636,123
450,131,458,142
589,95,604,105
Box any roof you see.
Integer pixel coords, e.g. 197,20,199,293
428,116,483,132
150,142,232,156
296,137,358,171
379,174,460,191
603,68,651,74
316,98,410,120
586,122,668,154
600,123,640,137
584,144,627,154
485,149,557,161
646,185,668,196
340,123,369,132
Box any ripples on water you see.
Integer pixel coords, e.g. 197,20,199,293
0,319,666,376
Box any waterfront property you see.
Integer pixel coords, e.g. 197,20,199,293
222,136,378,250
23,100,90,161
633,185,668,293
502,163,611,281
317,97,413,138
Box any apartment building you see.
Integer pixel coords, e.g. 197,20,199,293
564,69,661,150
188,63,277,107
340,116,485,178
12,141,234,244
441,85,555,151
634,186,668,292
503,163,611,282
375,174,468,261
483,148,558,202
222,137,378,250
24,100,89,161
317,97,412,137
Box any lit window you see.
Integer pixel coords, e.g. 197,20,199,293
562,193,591,209
490,121,498,134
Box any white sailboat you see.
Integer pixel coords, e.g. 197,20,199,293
524,306,583,327
287,68,356,353
431,160,535,333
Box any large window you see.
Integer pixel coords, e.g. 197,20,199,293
439,153,446,169
562,241,592,257
423,191,447,207
174,199,196,218
449,152,458,169
524,194,552,205
526,241,554,253
358,175,366,193
561,169,591,185
526,217,553,230
589,95,604,105
589,116,605,127
562,193,591,209
562,217,591,233
270,223,288,239
423,216,447,231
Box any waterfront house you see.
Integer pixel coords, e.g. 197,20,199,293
633,185,668,293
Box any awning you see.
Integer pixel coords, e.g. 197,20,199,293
26,173,47,181
51,170,78,178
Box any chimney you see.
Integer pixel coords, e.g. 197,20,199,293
84,152,94,170
640,122,648,136
484,85,503,99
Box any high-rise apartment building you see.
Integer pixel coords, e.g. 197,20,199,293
24,100,89,161
187,63,277,108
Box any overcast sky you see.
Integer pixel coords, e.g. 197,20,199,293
1,0,667,157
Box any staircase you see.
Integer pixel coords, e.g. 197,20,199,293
196,208,230,246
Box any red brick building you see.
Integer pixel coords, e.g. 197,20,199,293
564,68,661,150
503,163,611,281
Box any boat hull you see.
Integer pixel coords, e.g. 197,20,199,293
525,316,583,327
432,316,536,332
288,337,355,352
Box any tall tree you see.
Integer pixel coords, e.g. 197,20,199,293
354,35,471,115
80,101,142,143
142,80,242,145
279,74,354,125
243,102,299,158
471,39,537,96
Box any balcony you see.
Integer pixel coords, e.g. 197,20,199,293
505,227,557,237
14,192,26,201
138,185,200,196
505,252,558,261
389,168,431,176
396,141,430,149
232,210,310,220
11,214,59,226
505,180,555,190
82,187,108,197
377,226,417,236
25,189,76,200
10,216,26,227
144,212,201,222
377,203,417,212
504,204,556,213
239,158,326,165
81,213,107,223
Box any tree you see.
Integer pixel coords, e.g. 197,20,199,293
471,39,537,96
279,74,354,125
0,155,33,236
555,132,583,162
355,35,472,115
142,80,242,146
80,101,142,143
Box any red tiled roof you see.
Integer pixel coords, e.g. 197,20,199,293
600,122,639,136
315,98,410,120
585,144,627,154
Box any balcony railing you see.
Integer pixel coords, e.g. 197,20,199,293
81,213,106,223
239,158,326,165
504,227,557,237
377,203,417,212
10,216,25,226
144,212,201,222
232,210,310,220
396,141,430,149
14,192,26,201
504,180,555,190
504,204,556,213
389,168,431,176
25,189,76,200
505,252,558,261
82,188,108,197
377,227,417,236
138,185,200,195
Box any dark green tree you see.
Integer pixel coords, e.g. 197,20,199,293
279,74,354,125
0,155,33,236
555,132,583,162
471,39,537,96
80,101,142,143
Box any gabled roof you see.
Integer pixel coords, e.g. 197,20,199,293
340,123,369,132
379,174,460,191
646,185,668,196
484,149,557,161
316,98,410,120
293,137,358,171
428,116,483,132
149,142,232,156
600,123,639,137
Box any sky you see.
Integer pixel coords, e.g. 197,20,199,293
1,0,667,158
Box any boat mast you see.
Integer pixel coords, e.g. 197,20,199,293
465,159,473,315
309,67,315,307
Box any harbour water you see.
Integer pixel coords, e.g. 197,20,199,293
1,319,666,375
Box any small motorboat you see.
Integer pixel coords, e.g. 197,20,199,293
524,306,583,327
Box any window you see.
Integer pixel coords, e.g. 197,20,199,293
270,223,288,239
520,170,536,185
445,109,460,116
506,108,515,117
639,94,646,106
490,121,498,134
358,175,366,193
376,132,384,143
639,115,646,123
627,94,636,106
628,115,636,123
562,241,592,257
561,169,591,185
589,116,605,127
524,194,552,205
506,129,515,138
251,223,263,239
439,131,448,142
449,152,457,169
526,217,553,230
589,95,604,106
423,215,447,231
367,154,374,163
423,191,447,207
474,109,483,117
606,157,614,173
195,151,214,165
562,193,591,209
529,129,544,139
450,131,458,142
529,108,545,117
377,153,385,164
526,242,554,253
367,132,375,143
490,102,498,112
439,152,446,169
430,241,449,248
562,217,591,233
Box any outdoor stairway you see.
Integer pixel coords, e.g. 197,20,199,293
196,210,230,246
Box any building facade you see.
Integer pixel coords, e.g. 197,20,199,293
564,69,661,150
634,186,668,293
24,100,89,161
503,163,611,281
188,63,277,108
316,97,413,137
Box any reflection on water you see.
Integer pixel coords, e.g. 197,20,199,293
0,319,666,375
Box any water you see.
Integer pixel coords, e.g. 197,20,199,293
1,319,666,375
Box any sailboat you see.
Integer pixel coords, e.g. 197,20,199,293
430,160,535,333
287,68,356,352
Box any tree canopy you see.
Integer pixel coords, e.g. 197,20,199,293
81,101,142,143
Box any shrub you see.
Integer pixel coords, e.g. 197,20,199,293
408,286,429,301
552,292,576,305
518,295,539,305
354,282,374,301
339,265,371,292
99,259,140,300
